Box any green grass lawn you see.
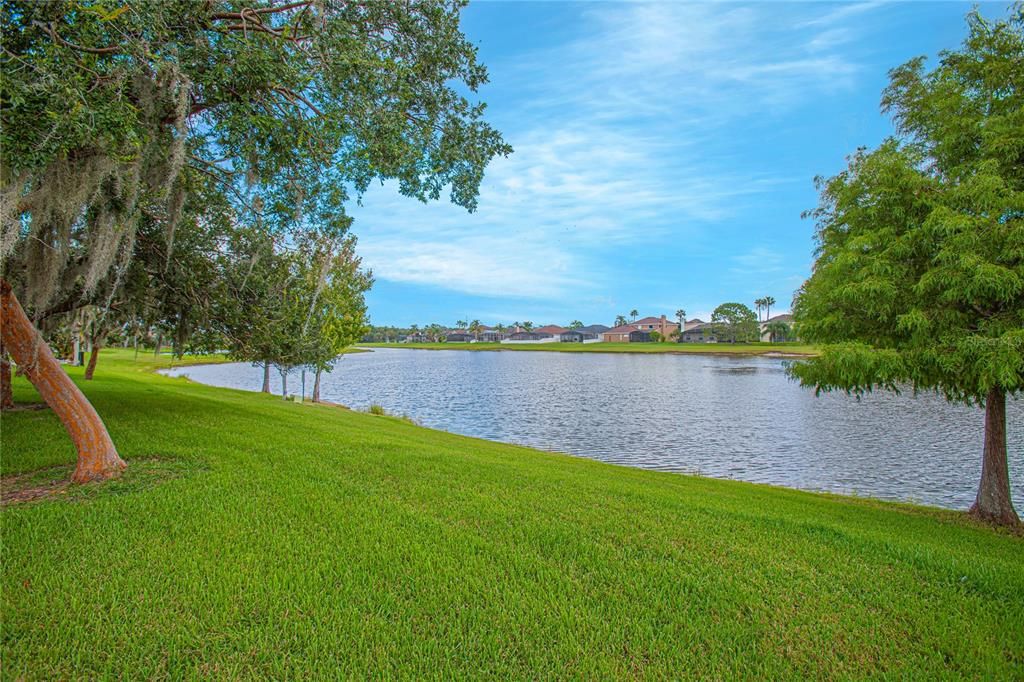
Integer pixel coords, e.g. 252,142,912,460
2,350,1021,678
361,341,818,355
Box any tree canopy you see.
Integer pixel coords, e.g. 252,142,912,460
711,302,758,343
1,0,510,313
791,7,1023,525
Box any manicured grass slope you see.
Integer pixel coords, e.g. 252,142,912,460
362,341,818,355
2,350,1021,678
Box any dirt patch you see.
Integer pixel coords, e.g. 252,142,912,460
1,457,203,507
1,465,74,505
2,403,50,412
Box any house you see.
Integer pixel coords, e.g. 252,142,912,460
759,314,795,342
603,315,679,342
404,332,429,343
478,328,506,342
632,315,680,339
677,323,718,343
683,318,705,331
533,325,567,338
629,329,655,342
560,324,609,343
601,324,639,343
504,324,566,344
445,330,473,342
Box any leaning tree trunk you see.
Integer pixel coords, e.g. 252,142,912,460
312,368,322,403
84,341,102,380
0,341,14,411
281,370,288,399
970,387,1020,526
0,279,126,482
261,362,271,393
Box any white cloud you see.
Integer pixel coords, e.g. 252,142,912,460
352,2,878,302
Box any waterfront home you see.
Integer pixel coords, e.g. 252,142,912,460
602,324,639,342
560,324,610,343
446,330,474,342
506,331,546,341
533,325,568,338
678,323,718,343
404,332,429,343
633,315,680,338
602,315,678,342
504,324,567,343
478,328,506,342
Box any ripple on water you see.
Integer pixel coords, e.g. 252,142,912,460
165,349,1023,510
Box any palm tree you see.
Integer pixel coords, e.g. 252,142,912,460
675,308,686,329
765,320,790,343
522,321,534,332
754,298,765,322
468,319,482,340
614,315,628,327
569,320,583,329
764,296,776,321
494,323,506,341
630,309,639,322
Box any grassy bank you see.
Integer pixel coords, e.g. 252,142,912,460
361,341,818,355
2,350,1021,678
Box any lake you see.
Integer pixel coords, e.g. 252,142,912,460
164,348,1023,510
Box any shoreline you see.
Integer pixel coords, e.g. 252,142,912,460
359,342,818,357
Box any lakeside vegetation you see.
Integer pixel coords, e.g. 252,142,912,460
361,341,818,356
2,350,1022,677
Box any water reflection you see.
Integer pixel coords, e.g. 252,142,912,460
164,348,1022,510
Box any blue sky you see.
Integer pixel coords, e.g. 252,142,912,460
348,1,1002,328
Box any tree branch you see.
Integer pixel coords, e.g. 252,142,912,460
32,21,123,55
210,1,313,20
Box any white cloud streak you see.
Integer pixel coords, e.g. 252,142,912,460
352,2,881,302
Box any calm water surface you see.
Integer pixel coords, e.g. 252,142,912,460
165,348,1022,510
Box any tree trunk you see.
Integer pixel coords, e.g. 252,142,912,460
84,341,101,380
154,332,162,357
281,370,288,399
0,341,14,411
313,368,322,403
970,388,1020,526
0,279,126,482
262,362,271,393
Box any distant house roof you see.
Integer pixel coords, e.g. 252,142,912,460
577,324,610,334
632,316,664,325
764,314,794,324
604,324,639,334
533,325,567,335
687,318,705,325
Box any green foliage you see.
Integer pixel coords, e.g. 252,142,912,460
711,302,758,343
765,320,794,343
2,350,1022,677
569,320,583,329
792,8,1024,404
1,0,510,319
